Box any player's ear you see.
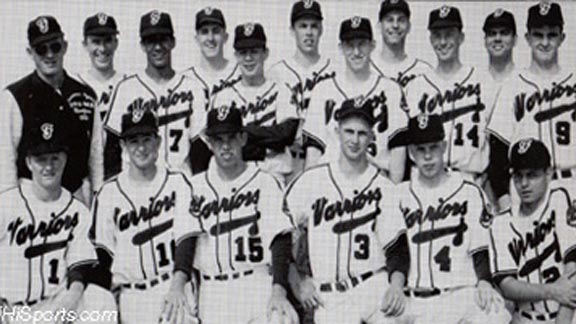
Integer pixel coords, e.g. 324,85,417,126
26,46,33,58
263,48,269,61
61,39,68,55
222,31,229,44
112,36,119,51
239,131,248,146
407,145,416,163
559,31,566,46
440,140,447,153
25,155,33,172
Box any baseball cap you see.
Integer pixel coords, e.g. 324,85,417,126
234,23,266,50
25,117,70,156
196,7,226,30
28,16,64,47
509,138,551,171
205,106,244,136
121,109,159,139
140,10,174,38
428,5,463,30
291,0,323,26
389,114,445,148
483,9,516,35
339,16,373,41
379,0,411,21
84,12,119,37
334,97,376,126
527,1,563,29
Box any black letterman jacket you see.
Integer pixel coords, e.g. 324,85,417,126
0,71,103,196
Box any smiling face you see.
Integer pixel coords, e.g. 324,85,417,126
141,35,175,69
525,25,564,66
291,17,323,55
409,141,446,179
235,47,267,79
484,27,516,59
121,133,160,171
83,34,118,71
207,131,247,170
336,116,374,162
26,151,67,190
195,23,228,59
380,11,411,47
429,27,464,63
512,167,551,207
340,38,374,72
28,37,67,78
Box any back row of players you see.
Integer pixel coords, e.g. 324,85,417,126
1,0,576,323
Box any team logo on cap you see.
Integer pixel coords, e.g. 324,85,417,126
97,12,109,25
354,95,365,108
132,108,145,123
351,16,362,29
217,105,231,121
539,1,551,16
493,8,504,18
244,23,255,36
41,123,54,140
36,17,49,34
303,0,314,9
150,10,161,26
517,138,533,154
417,114,429,130
204,7,214,15
390,0,399,4
439,6,451,19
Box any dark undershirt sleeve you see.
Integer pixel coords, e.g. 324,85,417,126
271,232,292,292
473,249,492,283
385,233,409,282
488,134,510,199
173,236,197,281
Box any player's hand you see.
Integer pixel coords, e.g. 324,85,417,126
547,274,576,308
161,288,195,324
475,280,501,313
267,285,298,324
52,283,83,324
297,276,324,310
380,284,406,317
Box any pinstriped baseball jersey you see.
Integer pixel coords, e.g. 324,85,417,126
183,63,241,113
0,180,96,303
284,162,392,283
176,162,292,276
91,168,194,284
371,56,432,91
405,67,490,174
378,172,491,289
490,184,576,317
488,70,576,171
104,72,208,170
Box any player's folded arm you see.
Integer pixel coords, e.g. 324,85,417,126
472,249,492,284
172,236,198,281
67,259,98,289
487,133,511,199
270,231,293,292
492,269,518,288
384,232,410,282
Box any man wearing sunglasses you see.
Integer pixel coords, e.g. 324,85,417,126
0,15,103,206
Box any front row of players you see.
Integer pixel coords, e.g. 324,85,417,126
2,103,576,324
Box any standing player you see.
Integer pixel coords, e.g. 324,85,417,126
0,116,115,324
380,114,510,323
284,98,401,324
91,110,195,324
490,138,576,324
0,15,103,205
304,16,406,183
104,10,208,178
488,1,576,201
162,107,297,324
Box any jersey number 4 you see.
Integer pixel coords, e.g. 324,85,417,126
434,246,452,272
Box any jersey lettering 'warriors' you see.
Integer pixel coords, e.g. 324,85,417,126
378,172,491,289
91,169,192,284
183,64,241,113
488,71,576,171
104,72,207,170
77,71,127,121
0,180,96,303
490,184,576,317
176,163,291,276
284,162,393,283
371,56,432,91
405,67,489,174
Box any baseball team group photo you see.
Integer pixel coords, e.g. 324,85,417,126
1,0,576,323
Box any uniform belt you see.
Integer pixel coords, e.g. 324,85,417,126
121,272,171,290
319,268,384,293
403,285,468,299
519,310,557,321
12,296,48,306
202,270,254,281
553,169,573,180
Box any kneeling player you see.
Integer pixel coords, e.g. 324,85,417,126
490,138,576,324
0,117,116,324
380,114,511,323
91,110,195,324
162,106,297,324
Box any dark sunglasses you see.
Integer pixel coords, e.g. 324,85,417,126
34,42,63,56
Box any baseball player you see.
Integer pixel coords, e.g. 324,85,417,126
211,22,299,184
380,114,511,323
371,0,432,91
162,106,297,324
0,15,103,205
490,138,576,324
488,1,576,202
0,116,116,324
91,109,195,324
303,16,407,184
403,6,492,183
103,10,208,179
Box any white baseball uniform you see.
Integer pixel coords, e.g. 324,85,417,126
76,71,126,122
183,63,240,112
175,161,292,324
371,55,432,92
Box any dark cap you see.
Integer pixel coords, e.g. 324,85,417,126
379,0,411,21
140,10,174,38
206,106,244,136
428,5,463,30
84,12,118,37
527,1,563,29
196,7,226,30
26,118,70,156
483,9,516,34
28,16,64,47
389,114,445,148
121,109,159,139
291,0,323,26
334,97,376,126
234,23,266,50
339,16,373,41
510,138,551,171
